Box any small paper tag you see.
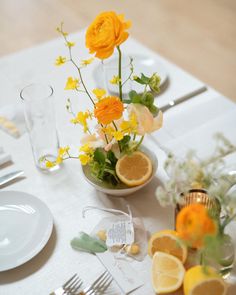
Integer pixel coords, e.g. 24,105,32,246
96,251,144,294
106,220,134,247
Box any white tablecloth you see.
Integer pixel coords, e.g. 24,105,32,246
0,30,235,294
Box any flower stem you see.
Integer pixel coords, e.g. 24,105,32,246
101,124,109,145
134,135,144,151
60,28,95,106
70,57,95,106
112,121,121,153
117,46,123,101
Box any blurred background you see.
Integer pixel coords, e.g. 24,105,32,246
0,0,235,101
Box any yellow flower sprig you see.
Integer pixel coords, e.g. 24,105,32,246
79,143,94,165
55,56,67,66
70,111,93,133
56,22,95,106
45,146,88,168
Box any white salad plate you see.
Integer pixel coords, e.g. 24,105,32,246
93,54,168,94
0,191,53,271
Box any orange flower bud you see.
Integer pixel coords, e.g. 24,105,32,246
94,96,124,125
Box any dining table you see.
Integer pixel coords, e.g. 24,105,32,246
0,29,236,295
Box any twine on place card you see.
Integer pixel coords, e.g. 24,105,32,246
82,205,133,221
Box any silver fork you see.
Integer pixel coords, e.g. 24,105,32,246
81,271,113,295
50,273,83,295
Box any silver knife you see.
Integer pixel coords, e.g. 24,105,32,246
0,170,24,187
160,86,207,112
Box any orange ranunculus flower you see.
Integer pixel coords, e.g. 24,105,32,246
94,96,124,125
85,11,131,59
176,203,217,249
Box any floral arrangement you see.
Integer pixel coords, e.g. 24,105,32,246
156,133,236,271
46,11,163,186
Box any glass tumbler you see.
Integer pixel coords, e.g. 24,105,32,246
20,83,60,172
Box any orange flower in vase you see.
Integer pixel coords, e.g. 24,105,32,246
85,11,131,59
176,203,218,249
94,96,124,125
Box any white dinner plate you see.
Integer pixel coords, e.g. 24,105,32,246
0,191,53,271
93,54,168,95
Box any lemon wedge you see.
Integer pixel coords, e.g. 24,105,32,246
148,229,188,263
152,251,185,293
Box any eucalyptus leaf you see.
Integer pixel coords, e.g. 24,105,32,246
71,232,107,253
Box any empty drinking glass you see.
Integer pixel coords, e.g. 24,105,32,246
20,83,60,172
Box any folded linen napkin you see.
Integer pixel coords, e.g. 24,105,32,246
0,103,25,138
152,95,235,142
159,108,236,161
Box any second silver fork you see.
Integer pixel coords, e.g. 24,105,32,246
81,271,112,295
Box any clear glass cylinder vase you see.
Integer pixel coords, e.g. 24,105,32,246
203,233,235,278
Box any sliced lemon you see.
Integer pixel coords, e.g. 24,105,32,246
184,265,228,295
152,251,185,294
148,229,188,263
115,151,152,186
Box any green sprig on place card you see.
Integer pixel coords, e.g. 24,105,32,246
71,231,107,253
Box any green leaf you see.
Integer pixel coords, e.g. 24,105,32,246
141,92,154,107
93,148,105,164
149,105,159,116
107,150,117,167
119,135,131,151
140,73,150,84
128,90,141,103
149,73,161,93
129,90,138,100
133,73,150,85
133,76,146,85
122,99,131,104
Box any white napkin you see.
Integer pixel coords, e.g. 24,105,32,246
159,108,236,161
152,95,235,142
0,103,25,138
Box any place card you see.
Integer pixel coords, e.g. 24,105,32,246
96,251,144,294
106,219,134,247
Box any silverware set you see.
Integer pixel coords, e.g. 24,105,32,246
50,271,112,295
